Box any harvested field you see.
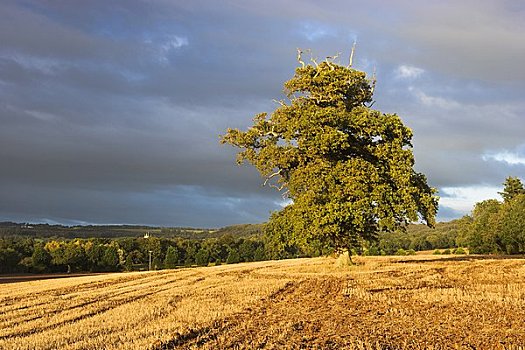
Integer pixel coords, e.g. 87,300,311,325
1,255,525,349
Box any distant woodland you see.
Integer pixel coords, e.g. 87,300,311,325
1,221,463,274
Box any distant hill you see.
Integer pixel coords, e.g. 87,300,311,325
0,220,458,251
211,223,264,238
0,221,263,240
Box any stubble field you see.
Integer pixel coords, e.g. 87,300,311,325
1,255,525,349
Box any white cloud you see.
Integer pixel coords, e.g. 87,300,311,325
143,34,188,64
395,65,424,79
409,88,461,110
6,54,61,74
482,150,525,166
439,185,501,214
161,35,189,51
299,22,337,41
24,110,60,122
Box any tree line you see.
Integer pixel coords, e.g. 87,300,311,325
1,221,466,274
0,234,332,274
369,221,460,255
456,176,525,254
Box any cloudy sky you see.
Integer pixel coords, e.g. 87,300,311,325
1,0,524,227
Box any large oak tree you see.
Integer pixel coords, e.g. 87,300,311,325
222,54,438,252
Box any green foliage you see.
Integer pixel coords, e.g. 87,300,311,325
226,248,241,264
454,215,474,248
238,240,256,262
164,246,179,269
499,176,525,203
364,245,380,256
85,242,105,272
183,241,198,266
454,177,525,254
222,57,438,252
124,254,133,271
195,248,210,266
498,194,525,254
395,248,407,256
442,249,451,255
263,208,302,259
253,245,266,261
456,177,525,255
0,248,21,273
102,246,120,272
463,199,502,254
433,249,441,255
212,224,263,238
142,236,162,260
46,241,88,272
0,215,476,274
31,243,51,272
152,257,163,270
453,247,466,255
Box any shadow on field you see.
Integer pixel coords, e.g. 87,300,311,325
0,273,109,284
395,254,525,264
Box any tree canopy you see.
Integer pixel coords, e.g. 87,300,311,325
499,176,525,203
458,176,525,254
221,53,438,252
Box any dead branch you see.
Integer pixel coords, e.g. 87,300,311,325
348,41,357,68
263,170,282,187
272,99,287,107
269,183,287,192
296,48,305,68
370,66,377,94
330,53,340,61
326,53,340,69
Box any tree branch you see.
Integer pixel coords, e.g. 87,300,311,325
370,66,377,94
296,48,305,68
272,99,287,107
348,41,357,68
269,183,287,191
263,170,282,187
325,53,340,71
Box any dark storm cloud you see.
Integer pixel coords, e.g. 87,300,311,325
1,0,524,225
436,206,467,223
0,182,279,227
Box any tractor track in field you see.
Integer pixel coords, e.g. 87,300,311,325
156,274,525,350
154,280,300,350
0,270,203,317
0,273,205,340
